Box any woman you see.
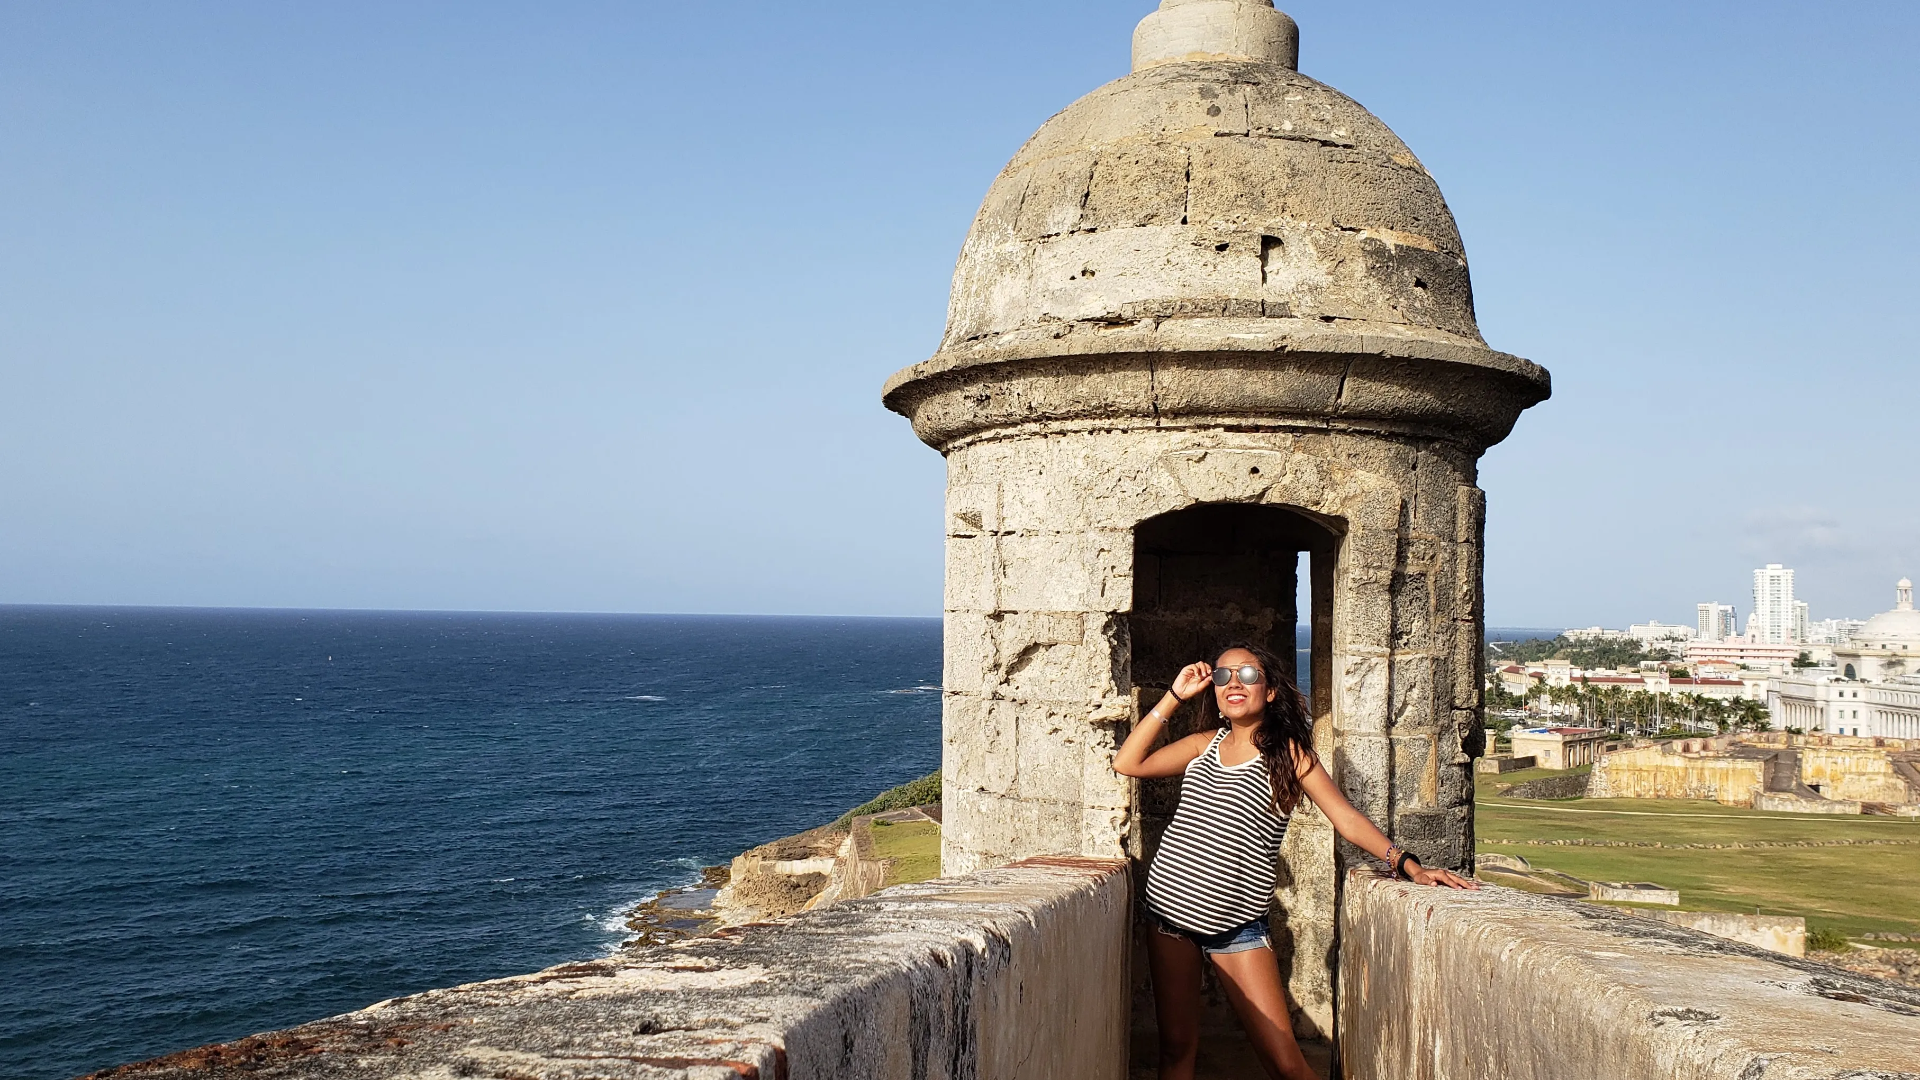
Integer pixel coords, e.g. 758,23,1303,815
1113,643,1476,1080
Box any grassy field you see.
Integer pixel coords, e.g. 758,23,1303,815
869,819,941,887
1477,768,1920,941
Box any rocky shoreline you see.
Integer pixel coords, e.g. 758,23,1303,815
620,864,731,947
615,786,942,949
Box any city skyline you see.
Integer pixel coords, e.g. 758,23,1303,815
1574,564,1907,642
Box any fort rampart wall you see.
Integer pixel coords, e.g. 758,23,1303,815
1340,872,1920,1080
1587,744,1765,806
100,862,1920,1080
1803,746,1912,804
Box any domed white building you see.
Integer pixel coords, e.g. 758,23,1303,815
1774,579,1920,739
1837,578,1919,683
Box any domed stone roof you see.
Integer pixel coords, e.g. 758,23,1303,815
1857,578,1920,649
884,0,1549,451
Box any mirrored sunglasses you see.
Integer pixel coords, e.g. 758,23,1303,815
1210,665,1265,687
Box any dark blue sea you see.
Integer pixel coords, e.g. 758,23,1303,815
0,608,944,1080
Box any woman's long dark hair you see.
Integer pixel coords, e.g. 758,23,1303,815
1195,641,1317,814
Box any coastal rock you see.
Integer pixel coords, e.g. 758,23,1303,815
711,824,846,923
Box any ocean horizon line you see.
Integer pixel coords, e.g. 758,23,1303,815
0,603,1575,637
0,602,945,621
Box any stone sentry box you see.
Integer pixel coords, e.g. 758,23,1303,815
883,0,1549,1043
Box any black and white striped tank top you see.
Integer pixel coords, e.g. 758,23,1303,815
1144,729,1289,934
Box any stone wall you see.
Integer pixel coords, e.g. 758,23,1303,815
1339,871,1920,1080
1752,792,1863,815
1502,772,1591,800
95,858,1130,1080
1802,746,1914,804
1588,744,1765,806
1637,910,1807,957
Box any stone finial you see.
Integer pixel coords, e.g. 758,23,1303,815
1133,0,1299,72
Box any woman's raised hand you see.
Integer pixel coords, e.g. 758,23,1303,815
1170,662,1213,702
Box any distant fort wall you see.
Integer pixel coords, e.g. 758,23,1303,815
1589,735,1919,809
1801,746,1912,804
1588,744,1766,806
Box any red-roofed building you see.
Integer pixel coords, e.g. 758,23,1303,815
1509,726,1608,769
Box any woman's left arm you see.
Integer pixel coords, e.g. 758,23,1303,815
1293,752,1479,890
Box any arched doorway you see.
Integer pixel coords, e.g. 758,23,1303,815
1126,502,1344,1061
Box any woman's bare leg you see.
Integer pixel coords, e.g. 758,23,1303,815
1209,947,1316,1080
1146,925,1206,1080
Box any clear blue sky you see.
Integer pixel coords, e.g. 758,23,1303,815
2,1,1914,627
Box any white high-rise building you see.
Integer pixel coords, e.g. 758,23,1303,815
1751,564,1798,645
1794,600,1810,646
1807,618,1866,646
1696,602,1736,642
1628,622,1695,649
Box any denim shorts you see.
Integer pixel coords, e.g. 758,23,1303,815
1152,913,1271,956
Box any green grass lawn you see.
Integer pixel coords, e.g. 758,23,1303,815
869,819,941,887
1477,769,1920,940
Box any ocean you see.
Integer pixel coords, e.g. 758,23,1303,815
0,608,943,1080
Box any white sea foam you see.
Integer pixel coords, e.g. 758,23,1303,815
623,695,667,701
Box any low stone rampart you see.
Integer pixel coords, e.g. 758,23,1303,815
1754,792,1863,815
1802,746,1915,804
1637,910,1807,957
1590,880,1680,905
1503,771,1591,800
1588,744,1765,805
95,857,1130,1080
1339,871,1920,1080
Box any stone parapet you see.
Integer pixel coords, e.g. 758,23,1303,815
1339,871,1920,1080
1637,910,1807,957
93,858,1130,1080
1753,792,1864,815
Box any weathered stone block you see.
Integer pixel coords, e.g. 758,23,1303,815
1188,136,1330,230
1081,143,1190,231
945,480,1000,537
942,610,997,696
1390,733,1438,809
1012,702,1089,806
992,530,1133,613
945,692,1016,797
1388,652,1439,732
1012,150,1096,240
944,533,999,612
1341,655,1391,735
